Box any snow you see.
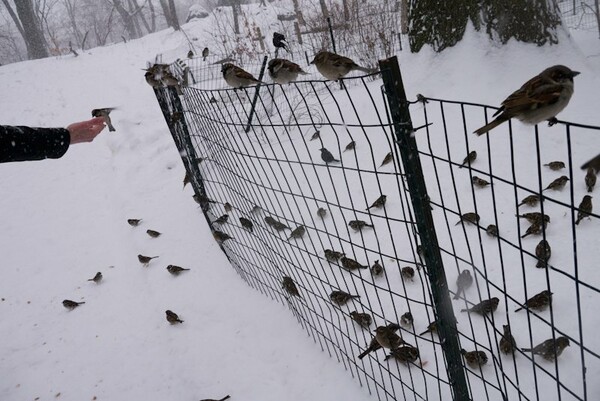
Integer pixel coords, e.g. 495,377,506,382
1,5,600,401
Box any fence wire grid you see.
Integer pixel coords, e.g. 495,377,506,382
152,56,600,401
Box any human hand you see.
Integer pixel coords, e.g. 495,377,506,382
67,117,106,144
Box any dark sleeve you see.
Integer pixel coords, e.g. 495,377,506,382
0,125,70,163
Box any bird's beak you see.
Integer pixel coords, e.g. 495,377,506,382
571,71,580,77
309,59,315,65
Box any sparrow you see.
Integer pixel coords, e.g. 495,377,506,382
575,195,593,225
264,216,289,231
522,336,570,361
183,172,191,188
400,311,413,327
344,141,356,152
521,221,547,238
455,212,480,226
543,175,569,191
91,108,116,132
535,239,551,268
200,396,230,401
385,345,420,363
224,202,233,212
251,205,262,214
213,230,233,243
144,68,162,87
461,297,499,315
585,167,596,192
320,147,340,164
146,229,161,238
193,193,216,211
161,71,182,95
517,212,551,225
316,207,327,219
518,194,542,207
515,290,552,312
63,299,85,309
401,266,415,281
420,321,437,336
324,249,344,262
379,152,393,167
370,260,384,277
340,256,368,271
472,176,491,188
350,311,372,328
582,154,600,172
167,265,190,275
544,161,565,171
268,58,307,84
348,220,374,231
221,63,262,88
127,218,142,226
459,151,477,168
213,214,229,225
310,50,373,81
272,32,289,52
282,276,301,297
288,225,306,240
499,324,517,355
202,47,209,61
87,272,102,283
486,224,499,237
330,290,360,305
138,254,159,265
473,65,580,135
454,270,473,300
166,310,183,324
461,349,488,367
239,217,253,232
187,49,194,58
367,195,387,210
310,131,320,141
357,323,401,359
374,325,405,349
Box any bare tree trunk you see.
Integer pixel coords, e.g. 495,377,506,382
127,0,143,36
167,0,180,30
112,0,139,39
131,0,153,33
64,0,83,45
148,0,156,32
158,0,173,28
4,0,49,59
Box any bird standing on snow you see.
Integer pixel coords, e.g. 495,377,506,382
575,195,593,225
87,272,102,283
166,310,183,324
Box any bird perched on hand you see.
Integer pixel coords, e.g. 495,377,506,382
330,290,360,305
401,266,415,281
92,108,116,132
221,63,262,88
202,47,209,61
575,195,593,225
454,270,473,300
239,217,253,232
310,50,373,81
324,249,344,262
319,147,340,164
167,265,190,275
543,175,569,191
459,151,477,168
344,141,356,152
128,218,142,227
63,299,85,309
350,311,372,328
379,152,393,167
88,272,102,283
461,297,499,315
340,256,368,271
357,323,401,359
146,229,161,238
268,58,307,84
518,194,541,208
370,260,384,277
544,161,565,171
582,154,600,172
472,176,491,188
272,32,289,52
461,349,488,367
166,310,183,324
585,167,596,192
486,224,499,237
348,220,374,231
282,276,301,297
316,207,327,219
517,212,550,225
385,345,420,363
213,214,229,225
535,239,551,268
455,212,480,226
212,230,233,243
521,221,547,238
367,195,387,210
375,325,405,350
515,290,552,312
473,65,580,135
499,324,517,355
288,225,306,240
400,311,413,327
138,254,159,265
522,336,570,361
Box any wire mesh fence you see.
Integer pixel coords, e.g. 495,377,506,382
152,56,600,401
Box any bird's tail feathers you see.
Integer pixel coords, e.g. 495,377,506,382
473,116,508,136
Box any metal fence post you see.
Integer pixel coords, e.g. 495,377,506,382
379,56,471,401
245,55,268,133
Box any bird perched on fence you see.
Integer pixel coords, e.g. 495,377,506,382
357,323,401,359
310,50,374,81
166,310,183,324
63,299,85,309
324,249,344,262
582,153,600,172
518,194,541,208
88,272,102,283
379,152,393,167
144,66,162,88
319,147,340,164
288,225,306,240
401,266,415,281
420,320,437,336
187,49,194,58
585,167,596,192
316,207,327,219
264,216,289,231
340,256,368,271
486,224,499,237
401,311,413,327
329,290,360,305
348,219,373,231
350,311,372,328
344,141,356,152
459,151,477,168
167,265,190,275
515,290,552,312
385,345,420,364
128,218,142,227
454,270,473,300
138,254,159,265
212,230,233,243
575,195,593,225
213,214,229,225
544,161,565,171
202,47,209,61
517,212,550,225
499,324,517,355
224,202,232,212
91,107,116,132
221,63,262,88
282,276,301,297
522,336,570,361
461,349,488,367
272,32,289,52
161,70,183,95
374,325,406,350
367,195,387,210
521,221,547,238
268,58,307,84
310,130,320,141
543,175,569,191
472,176,491,188
239,217,253,232
146,229,161,238
370,260,384,277
461,297,499,315
473,65,580,135
535,239,551,268
455,212,480,226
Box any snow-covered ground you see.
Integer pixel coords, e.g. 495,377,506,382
1,5,599,401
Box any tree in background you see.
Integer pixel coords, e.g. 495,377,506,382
159,0,180,31
1,0,49,59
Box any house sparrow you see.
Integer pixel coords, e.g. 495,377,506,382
239,217,253,232
224,202,233,212
535,239,551,268
282,276,301,297
374,325,405,349
316,207,327,219
367,195,387,210
379,152,393,167
324,249,344,262
91,108,116,132
455,212,480,226
344,141,356,152
193,193,216,212
459,151,477,168
320,147,339,164
454,270,473,300
161,71,182,95
521,221,547,238
272,32,289,52
348,220,373,231
400,311,413,327
499,324,517,355
518,194,541,207
268,58,307,84
310,130,320,141
213,214,229,225
515,290,552,312
187,49,193,58
165,310,183,324
63,299,85,309
585,167,596,192
264,216,289,231
288,225,306,240
200,396,230,401
146,229,161,238
582,154,600,172
522,336,570,361
212,230,233,243
251,205,262,214
183,172,191,188
543,175,569,191
517,212,550,225
575,195,593,225
358,323,401,359
544,161,565,171
486,224,499,237
370,260,384,277
221,63,262,88
420,321,437,336
202,47,209,61
350,311,372,328
329,290,360,305
138,254,159,265
461,297,499,315
167,265,190,275
310,50,373,81
401,266,415,281
127,218,142,226
87,272,102,283
385,345,420,363
340,256,368,271
144,68,162,87
461,349,488,367
472,176,491,188
474,65,580,135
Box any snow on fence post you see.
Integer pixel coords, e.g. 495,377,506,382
379,55,471,401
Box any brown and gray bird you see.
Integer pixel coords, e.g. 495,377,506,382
455,212,480,226
166,310,183,324
251,205,262,214
146,229,161,238
582,154,600,172
183,172,191,189
543,175,569,191
316,207,327,219
535,239,551,268
128,218,142,227
459,151,477,168
344,141,356,152
472,176,491,188
544,161,565,171
202,47,209,61
221,63,262,88
200,396,230,401
288,225,306,240
400,311,414,327
461,349,488,367
585,167,596,192
161,71,182,94
374,325,405,350
518,194,541,208
63,299,85,309
268,58,307,84
401,266,415,281
499,324,517,355
385,345,420,363
187,49,194,58
138,254,159,265
264,216,289,231
212,230,233,243
461,297,499,315
348,220,374,231
379,152,393,167
324,249,344,262
167,265,190,275
370,260,384,277
282,276,301,297
330,290,360,305
522,336,570,361
92,107,116,132
224,202,233,213
88,272,102,283
517,212,550,225
454,270,473,300
340,256,368,271
310,50,373,81
515,290,552,312
239,217,253,232
486,224,499,237
320,147,340,164
473,65,579,135
144,67,162,88
420,321,437,336
521,221,547,238
350,311,372,328
367,195,387,210
213,214,229,225
357,323,401,359
310,130,320,141
575,195,593,225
